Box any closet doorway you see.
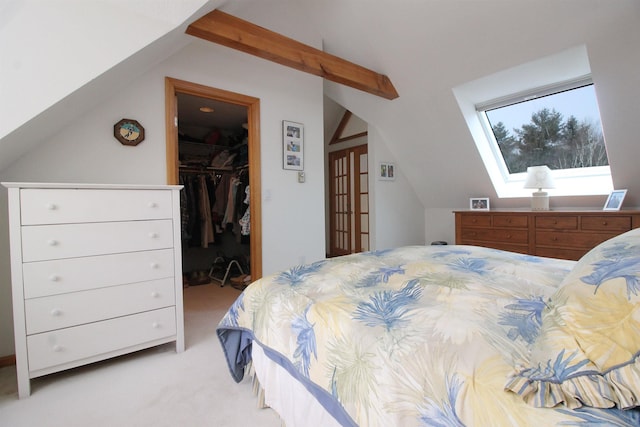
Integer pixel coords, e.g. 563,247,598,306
165,77,262,283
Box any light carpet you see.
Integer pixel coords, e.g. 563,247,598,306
0,283,282,427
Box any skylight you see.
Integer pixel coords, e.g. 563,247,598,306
453,45,613,198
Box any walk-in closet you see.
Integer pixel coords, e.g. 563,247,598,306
177,93,251,290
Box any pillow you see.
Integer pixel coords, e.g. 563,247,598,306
505,227,640,409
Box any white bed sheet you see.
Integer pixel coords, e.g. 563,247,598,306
252,342,343,427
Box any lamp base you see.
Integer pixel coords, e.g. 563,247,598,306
531,191,549,211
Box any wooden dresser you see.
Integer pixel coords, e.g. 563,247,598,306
454,209,640,261
3,182,184,398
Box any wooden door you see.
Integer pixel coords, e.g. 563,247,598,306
329,144,369,257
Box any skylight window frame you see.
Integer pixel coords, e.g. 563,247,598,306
452,46,613,199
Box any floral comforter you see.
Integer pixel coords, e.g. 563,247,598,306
217,245,640,426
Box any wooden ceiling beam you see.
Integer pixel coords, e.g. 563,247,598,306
186,10,399,100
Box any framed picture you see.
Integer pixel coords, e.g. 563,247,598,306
379,162,395,181
470,197,490,210
603,189,627,211
283,120,304,171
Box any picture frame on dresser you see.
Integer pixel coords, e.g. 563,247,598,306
470,197,489,210
603,189,627,211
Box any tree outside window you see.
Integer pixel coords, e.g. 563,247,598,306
484,84,608,174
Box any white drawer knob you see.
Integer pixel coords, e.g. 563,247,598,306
148,232,159,239
47,239,59,246
49,274,60,282
152,322,160,329
45,203,57,211
150,262,159,269
50,308,62,316
52,344,63,352
148,202,158,208
150,291,159,298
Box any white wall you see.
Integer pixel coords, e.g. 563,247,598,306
368,126,425,250
0,39,326,357
0,0,211,141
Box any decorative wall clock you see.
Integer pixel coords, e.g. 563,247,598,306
114,118,145,146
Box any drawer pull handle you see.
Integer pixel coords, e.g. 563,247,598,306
49,274,60,282
152,322,160,329
151,291,159,298
150,262,159,269
52,344,63,352
602,221,608,225
148,202,158,208
149,232,159,239
47,239,59,246
45,203,57,211
50,308,62,317
506,234,512,239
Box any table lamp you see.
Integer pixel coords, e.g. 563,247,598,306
524,165,555,210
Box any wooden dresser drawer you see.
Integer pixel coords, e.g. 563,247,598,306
535,216,578,230
534,247,586,261
455,210,640,262
461,228,528,244
492,215,528,228
20,188,173,225
460,215,491,227
21,219,174,262
22,249,174,298
473,241,529,254
27,307,177,373
25,278,176,334
581,216,631,231
536,231,616,249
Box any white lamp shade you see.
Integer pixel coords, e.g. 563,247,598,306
523,165,556,191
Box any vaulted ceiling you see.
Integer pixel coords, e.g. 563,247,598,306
2,0,639,207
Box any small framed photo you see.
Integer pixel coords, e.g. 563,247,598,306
379,162,395,181
470,197,490,211
283,120,304,171
603,189,627,211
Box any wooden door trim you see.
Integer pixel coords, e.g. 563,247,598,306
164,77,262,280
328,143,369,257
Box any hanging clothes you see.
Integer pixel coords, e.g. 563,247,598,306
198,175,215,247
239,185,250,236
222,177,241,229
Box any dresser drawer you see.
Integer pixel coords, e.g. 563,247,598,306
492,215,528,228
27,307,177,372
22,249,174,298
25,278,176,334
20,188,173,225
535,247,586,261
581,216,631,231
461,228,528,244
21,220,174,262
536,231,616,249
535,216,578,230
460,215,491,227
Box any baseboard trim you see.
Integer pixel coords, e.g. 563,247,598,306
0,354,16,368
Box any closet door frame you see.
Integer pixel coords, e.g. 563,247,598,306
164,77,262,280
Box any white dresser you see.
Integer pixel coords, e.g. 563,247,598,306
2,182,185,398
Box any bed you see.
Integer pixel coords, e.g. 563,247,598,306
217,228,640,426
